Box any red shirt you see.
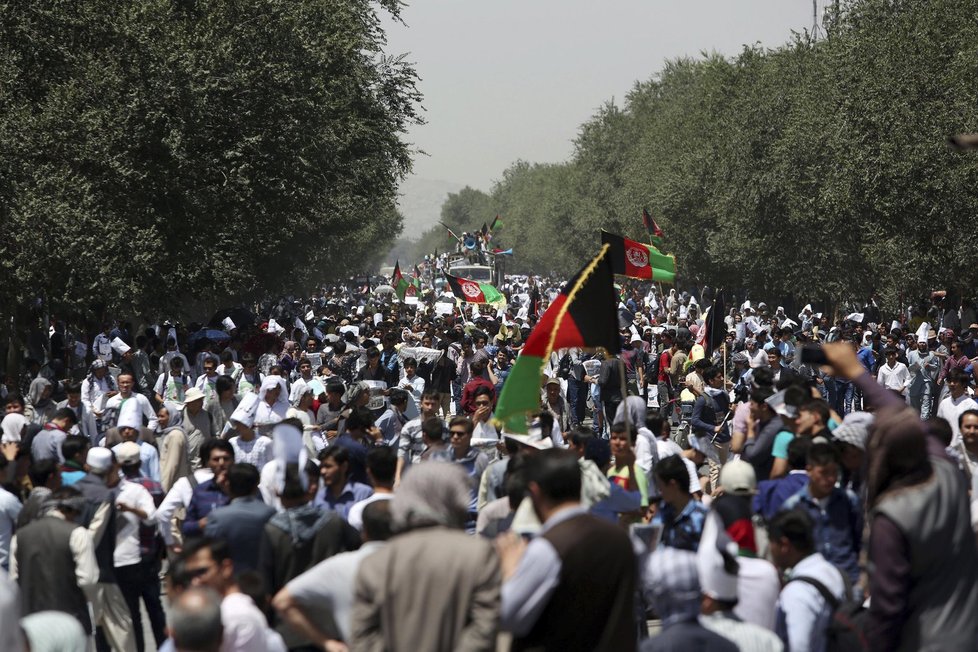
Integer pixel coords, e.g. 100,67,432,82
657,350,673,383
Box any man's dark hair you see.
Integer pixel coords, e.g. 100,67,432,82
28,458,60,488
421,416,445,443
221,350,235,364
787,436,812,471
64,381,81,395
403,357,418,369
241,352,257,366
362,500,394,542
346,406,375,431
610,421,636,445
947,368,971,386
366,446,396,486
568,427,594,449
654,454,690,492
524,448,581,504
960,409,978,429
471,385,493,401
420,388,440,403
750,386,775,405
280,461,320,501
751,366,774,388
199,438,234,466
807,442,840,468
768,509,815,555
227,463,260,498
388,388,409,406
449,416,474,436
181,537,232,567
170,356,185,369
800,400,830,426
215,375,235,395
53,408,78,426
645,414,668,439
319,445,350,466
4,394,24,410
61,434,89,462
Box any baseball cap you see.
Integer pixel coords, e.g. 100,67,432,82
718,460,757,495
115,441,141,466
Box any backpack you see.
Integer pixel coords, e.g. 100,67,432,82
787,575,868,652
556,353,572,380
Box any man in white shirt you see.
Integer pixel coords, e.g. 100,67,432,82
113,442,160,652
0,482,21,571
273,501,392,646
104,372,158,432
182,537,286,651
194,355,220,404
768,509,846,652
397,357,426,403
877,347,910,394
937,368,978,447
112,400,161,483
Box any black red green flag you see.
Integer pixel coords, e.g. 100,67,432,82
642,208,665,247
600,230,676,283
445,273,505,305
494,244,620,433
490,215,502,231
391,261,410,301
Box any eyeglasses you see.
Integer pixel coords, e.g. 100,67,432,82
449,430,469,437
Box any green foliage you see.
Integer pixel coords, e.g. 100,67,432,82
0,0,420,321
432,0,978,308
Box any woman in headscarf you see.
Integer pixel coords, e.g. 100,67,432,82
279,340,298,375
157,401,190,493
255,376,289,437
0,412,27,444
23,377,56,426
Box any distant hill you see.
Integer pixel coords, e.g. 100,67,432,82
396,176,465,240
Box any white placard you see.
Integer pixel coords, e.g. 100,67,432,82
435,302,454,316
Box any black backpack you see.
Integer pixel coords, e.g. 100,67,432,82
787,575,868,652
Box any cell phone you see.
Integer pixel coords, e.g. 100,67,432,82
799,343,829,365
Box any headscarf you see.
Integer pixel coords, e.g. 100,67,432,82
290,383,313,409
613,396,647,429
28,377,53,409
867,406,933,507
159,400,185,435
391,462,470,532
258,376,289,408
1,413,27,444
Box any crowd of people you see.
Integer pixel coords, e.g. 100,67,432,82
0,278,977,652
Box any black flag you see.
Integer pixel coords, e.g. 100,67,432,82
704,292,726,355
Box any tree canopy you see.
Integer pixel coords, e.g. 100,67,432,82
416,0,978,309
0,0,421,322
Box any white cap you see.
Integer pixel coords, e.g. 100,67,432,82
222,317,236,331
229,392,260,428
110,337,130,355
86,447,114,473
183,388,206,404
718,460,757,495
116,399,142,430
697,511,740,602
114,441,141,466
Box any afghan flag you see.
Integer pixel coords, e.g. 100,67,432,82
391,261,411,302
601,230,676,283
445,273,505,305
490,215,502,231
642,208,665,247
492,248,513,256
412,265,423,290
494,245,621,433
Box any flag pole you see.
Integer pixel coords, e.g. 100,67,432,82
617,351,630,431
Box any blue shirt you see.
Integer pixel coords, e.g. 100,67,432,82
782,484,863,582
182,479,230,538
315,480,373,519
656,499,708,552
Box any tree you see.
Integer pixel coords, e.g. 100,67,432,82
0,0,421,356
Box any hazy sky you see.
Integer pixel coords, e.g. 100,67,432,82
382,1,825,191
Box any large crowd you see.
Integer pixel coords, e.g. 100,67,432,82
1,277,977,652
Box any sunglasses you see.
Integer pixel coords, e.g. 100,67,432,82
449,430,469,437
